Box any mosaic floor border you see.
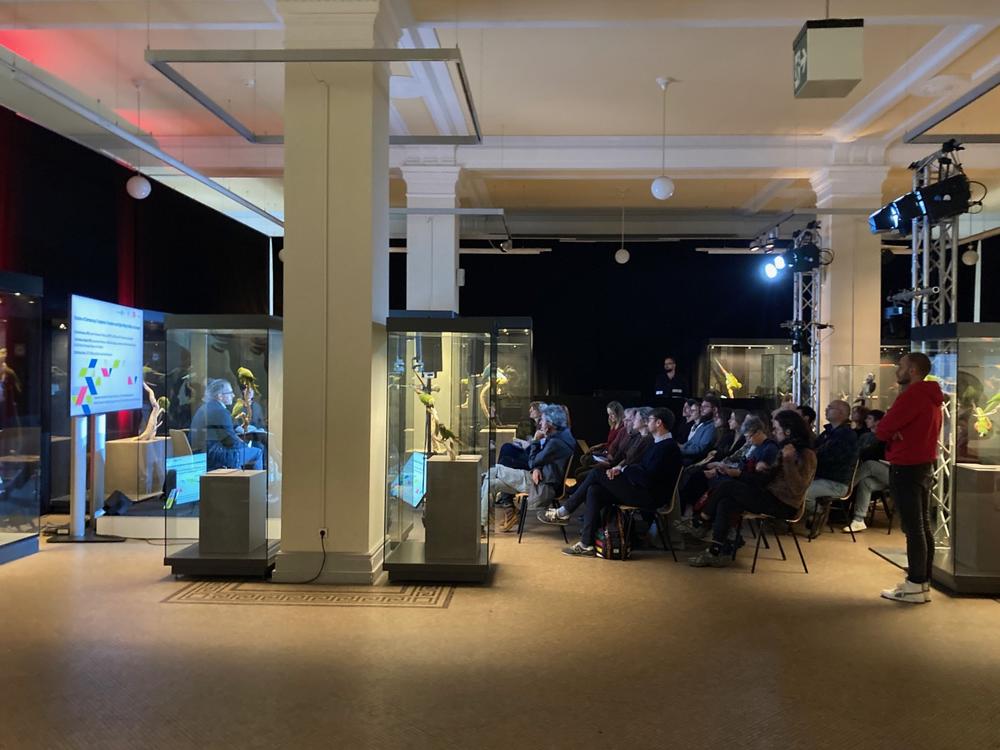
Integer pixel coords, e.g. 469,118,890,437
163,580,455,609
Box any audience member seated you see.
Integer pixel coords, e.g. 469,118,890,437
723,409,749,457
578,400,627,472
797,404,817,431
851,404,870,436
190,378,264,471
857,410,885,461
688,409,816,567
679,395,720,464
540,407,654,527
803,400,860,517
560,408,681,556
497,401,544,470
674,399,699,444
675,415,779,537
712,409,736,457
480,404,575,530
843,409,888,534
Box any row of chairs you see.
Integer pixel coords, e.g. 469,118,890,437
507,453,896,575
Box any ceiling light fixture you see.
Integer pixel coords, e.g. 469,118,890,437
650,77,675,201
615,203,630,264
126,80,152,200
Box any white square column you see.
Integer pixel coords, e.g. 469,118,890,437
401,163,462,314
275,0,400,583
810,165,889,412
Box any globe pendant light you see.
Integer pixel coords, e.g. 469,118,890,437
651,77,675,201
615,203,630,264
127,81,151,200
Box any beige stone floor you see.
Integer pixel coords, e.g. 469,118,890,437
1,521,998,750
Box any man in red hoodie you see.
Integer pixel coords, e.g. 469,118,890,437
875,352,945,604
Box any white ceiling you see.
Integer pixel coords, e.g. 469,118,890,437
1,0,1000,239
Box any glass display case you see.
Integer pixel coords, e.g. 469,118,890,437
162,315,282,577
495,321,533,427
697,340,793,403
832,345,911,413
0,273,43,564
913,323,1000,594
384,317,495,582
100,312,167,508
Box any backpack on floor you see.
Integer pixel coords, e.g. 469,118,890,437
595,506,633,560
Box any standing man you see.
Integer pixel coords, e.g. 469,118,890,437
876,353,944,604
654,356,686,398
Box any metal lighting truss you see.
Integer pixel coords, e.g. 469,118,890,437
145,48,483,146
909,147,961,548
790,268,822,420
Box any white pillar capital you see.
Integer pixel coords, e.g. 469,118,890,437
278,0,402,48
810,165,889,209
401,164,462,205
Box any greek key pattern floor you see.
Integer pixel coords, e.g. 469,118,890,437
163,580,455,608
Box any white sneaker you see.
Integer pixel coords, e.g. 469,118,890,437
880,578,928,604
922,581,932,602
842,519,867,534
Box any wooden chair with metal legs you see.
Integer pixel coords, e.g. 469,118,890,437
618,472,683,563
808,461,860,542
741,492,810,574
866,488,895,535
511,457,575,544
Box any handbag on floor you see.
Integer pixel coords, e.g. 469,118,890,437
594,506,633,560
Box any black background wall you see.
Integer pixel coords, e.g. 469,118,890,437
393,237,1000,399
0,105,270,320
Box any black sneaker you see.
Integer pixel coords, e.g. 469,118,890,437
562,542,596,557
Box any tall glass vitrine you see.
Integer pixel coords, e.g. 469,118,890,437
384,316,495,582
913,324,1000,594
162,315,282,577
0,273,43,564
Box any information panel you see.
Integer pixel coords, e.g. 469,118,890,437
69,295,143,417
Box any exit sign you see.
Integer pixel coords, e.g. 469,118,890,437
793,18,864,98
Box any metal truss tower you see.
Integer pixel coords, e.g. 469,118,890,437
909,144,962,547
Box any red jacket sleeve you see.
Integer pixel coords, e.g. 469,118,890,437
876,388,917,441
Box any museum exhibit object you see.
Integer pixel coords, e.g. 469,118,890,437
831,345,910,412
697,340,793,404
161,315,283,577
0,273,43,564
914,324,1000,594
384,316,496,582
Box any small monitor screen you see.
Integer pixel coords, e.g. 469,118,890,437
166,453,207,505
396,452,428,508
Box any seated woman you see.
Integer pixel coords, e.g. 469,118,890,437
538,406,653,526
497,401,544,470
576,401,627,474
189,378,264,472
688,409,816,567
676,415,777,531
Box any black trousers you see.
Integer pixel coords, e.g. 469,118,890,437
579,473,656,546
889,462,934,584
710,480,793,544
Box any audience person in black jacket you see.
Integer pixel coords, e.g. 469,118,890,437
562,407,682,556
843,409,888,534
804,400,859,515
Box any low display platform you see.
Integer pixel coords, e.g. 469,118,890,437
164,540,280,578
0,534,38,565
384,540,490,583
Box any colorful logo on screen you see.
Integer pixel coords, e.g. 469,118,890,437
75,358,139,415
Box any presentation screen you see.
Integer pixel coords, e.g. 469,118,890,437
69,295,144,417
